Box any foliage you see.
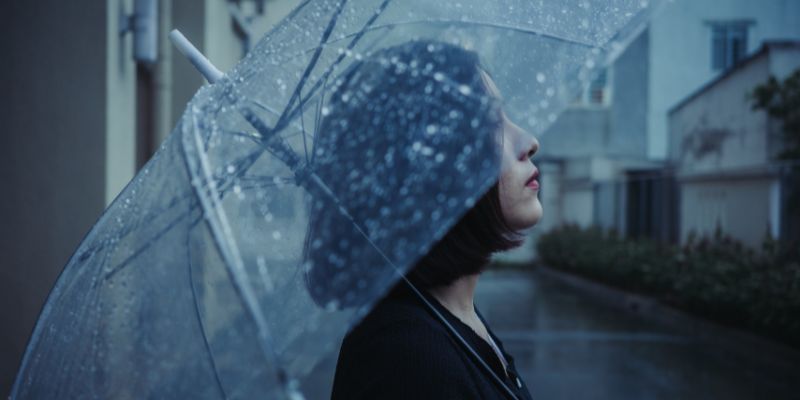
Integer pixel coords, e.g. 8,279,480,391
537,224,800,347
750,67,800,161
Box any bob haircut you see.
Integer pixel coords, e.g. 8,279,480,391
304,40,522,308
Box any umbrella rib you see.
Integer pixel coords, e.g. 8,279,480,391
311,76,327,165
102,202,201,282
223,0,394,191
270,17,597,74
269,0,394,136
299,100,310,164
187,220,229,399
331,19,599,49
271,0,350,137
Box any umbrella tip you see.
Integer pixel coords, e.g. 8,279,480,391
168,29,224,84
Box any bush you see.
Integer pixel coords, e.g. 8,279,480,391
537,224,800,347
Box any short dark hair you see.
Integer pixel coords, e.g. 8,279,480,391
408,183,523,289
304,40,522,307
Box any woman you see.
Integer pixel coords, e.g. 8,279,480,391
305,40,540,399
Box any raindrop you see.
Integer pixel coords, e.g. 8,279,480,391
433,72,445,82
435,153,445,163
321,106,331,116
426,124,438,135
233,185,242,194
536,72,546,83
458,85,472,95
226,164,236,174
272,231,282,240
325,300,340,312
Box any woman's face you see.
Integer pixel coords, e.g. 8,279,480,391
482,72,543,230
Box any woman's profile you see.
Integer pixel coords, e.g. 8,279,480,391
305,40,540,399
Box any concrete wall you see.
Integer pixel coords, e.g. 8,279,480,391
680,178,777,247
669,55,772,174
0,1,114,395
539,108,610,159
647,0,800,160
668,44,800,247
609,28,649,159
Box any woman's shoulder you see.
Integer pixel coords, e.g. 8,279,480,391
343,292,455,354
332,294,484,399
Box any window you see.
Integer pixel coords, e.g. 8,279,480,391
710,21,751,71
572,68,611,106
588,69,608,104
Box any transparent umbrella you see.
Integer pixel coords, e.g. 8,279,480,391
12,0,661,398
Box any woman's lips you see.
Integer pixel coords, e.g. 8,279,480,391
525,169,540,190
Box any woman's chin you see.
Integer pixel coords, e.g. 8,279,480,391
509,200,543,231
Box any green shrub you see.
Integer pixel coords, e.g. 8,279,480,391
537,224,800,347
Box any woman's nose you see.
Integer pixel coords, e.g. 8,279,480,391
524,136,539,160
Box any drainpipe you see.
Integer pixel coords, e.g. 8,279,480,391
154,0,173,147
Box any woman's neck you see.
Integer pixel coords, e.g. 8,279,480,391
428,274,480,323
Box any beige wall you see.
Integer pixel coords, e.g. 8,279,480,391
669,55,772,175
680,177,778,247
0,1,110,395
669,44,800,247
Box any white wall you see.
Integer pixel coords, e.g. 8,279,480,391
647,0,800,159
680,178,776,247
668,44,800,247
669,55,772,175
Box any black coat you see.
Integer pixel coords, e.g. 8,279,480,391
331,284,533,399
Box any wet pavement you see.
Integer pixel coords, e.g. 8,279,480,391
302,269,800,399
476,269,800,400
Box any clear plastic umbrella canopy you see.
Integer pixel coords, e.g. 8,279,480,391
13,0,660,398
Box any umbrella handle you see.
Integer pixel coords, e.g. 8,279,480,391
169,29,224,84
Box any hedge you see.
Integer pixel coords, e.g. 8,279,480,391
536,224,800,347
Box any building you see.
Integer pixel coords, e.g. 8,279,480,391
499,0,800,263
669,41,800,248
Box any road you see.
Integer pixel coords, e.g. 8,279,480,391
476,269,800,400
301,268,800,399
